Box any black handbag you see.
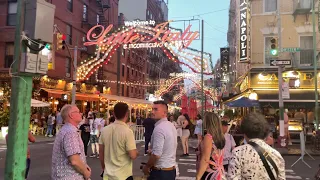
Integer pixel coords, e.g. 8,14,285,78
249,142,279,180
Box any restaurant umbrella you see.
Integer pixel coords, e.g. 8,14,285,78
225,97,259,107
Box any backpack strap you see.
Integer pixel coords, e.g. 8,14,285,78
248,141,278,180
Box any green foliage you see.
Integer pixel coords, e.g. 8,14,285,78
0,109,10,127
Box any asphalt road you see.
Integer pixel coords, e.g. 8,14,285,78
0,140,318,179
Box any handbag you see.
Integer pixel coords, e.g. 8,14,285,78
248,142,279,180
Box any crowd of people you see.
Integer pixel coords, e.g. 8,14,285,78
47,100,286,180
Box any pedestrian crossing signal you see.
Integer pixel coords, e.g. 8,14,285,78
57,33,66,50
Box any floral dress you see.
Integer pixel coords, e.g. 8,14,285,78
197,134,226,180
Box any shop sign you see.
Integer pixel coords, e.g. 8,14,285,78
239,76,249,92
282,82,290,99
220,48,230,72
84,22,199,50
61,94,69,101
239,0,250,62
250,72,316,88
169,72,198,78
124,20,156,27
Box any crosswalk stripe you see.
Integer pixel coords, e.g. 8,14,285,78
187,169,196,173
285,169,294,173
179,159,196,162
286,175,302,179
176,177,195,180
178,162,196,166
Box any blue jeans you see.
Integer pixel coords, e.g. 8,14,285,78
46,125,53,136
147,169,176,180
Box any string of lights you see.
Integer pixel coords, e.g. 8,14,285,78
76,23,213,81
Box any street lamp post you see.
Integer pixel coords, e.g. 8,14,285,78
312,0,319,130
200,20,205,135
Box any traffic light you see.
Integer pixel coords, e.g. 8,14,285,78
45,43,52,50
270,37,278,56
56,33,66,50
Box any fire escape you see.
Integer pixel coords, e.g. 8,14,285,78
82,0,111,86
127,50,145,82
96,0,110,25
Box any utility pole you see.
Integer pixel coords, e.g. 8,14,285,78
201,20,204,134
71,46,77,105
116,47,121,96
5,0,33,179
277,0,286,148
312,0,319,130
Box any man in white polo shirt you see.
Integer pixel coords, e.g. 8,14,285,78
142,100,177,180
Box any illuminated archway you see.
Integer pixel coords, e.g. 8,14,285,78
155,76,216,101
77,22,212,81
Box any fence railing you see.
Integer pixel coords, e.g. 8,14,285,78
130,125,145,142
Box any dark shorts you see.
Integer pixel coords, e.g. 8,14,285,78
90,135,98,143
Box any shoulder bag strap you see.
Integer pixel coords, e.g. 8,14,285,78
248,141,278,180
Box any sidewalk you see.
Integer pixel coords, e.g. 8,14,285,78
0,134,55,145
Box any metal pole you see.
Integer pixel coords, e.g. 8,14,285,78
71,46,77,105
312,0,319,130
201,20,204,134
5,0,33,179
277,0,286,147
116,47,121,96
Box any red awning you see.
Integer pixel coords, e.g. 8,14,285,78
41,88,100,101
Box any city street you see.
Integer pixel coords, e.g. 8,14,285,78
0,139,317,179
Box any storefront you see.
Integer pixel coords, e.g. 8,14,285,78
39,76,100,113
100,94,153,122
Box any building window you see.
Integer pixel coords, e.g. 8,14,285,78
97,14,100,24
122,64,125,77
98,67,103,79
67,0,73,12
66,57,71,75
5,43,14,68
264,0,277,13
127,66,130,78
122,48,125,56
300,36,313,65
136,70,138,76
121,85,124,96
83,5,87,22
66,24,72,45
7,0,17,26
132,69,134,75
126,85,129,97
131,87,133,93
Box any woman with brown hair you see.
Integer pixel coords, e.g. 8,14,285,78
196,112,226,180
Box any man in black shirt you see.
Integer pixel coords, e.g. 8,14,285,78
142,114,155,156
79,118,91,156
